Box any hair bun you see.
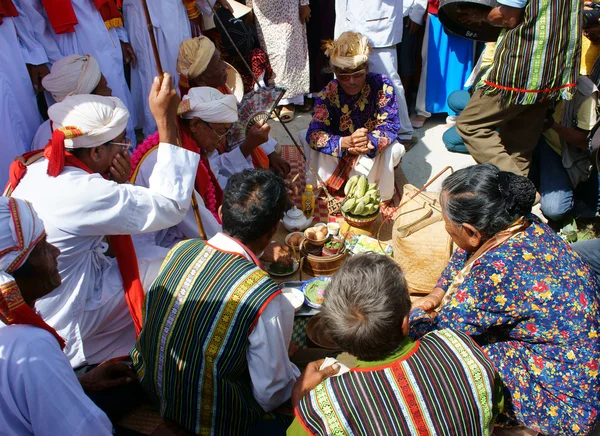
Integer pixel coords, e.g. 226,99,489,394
497,171,536,216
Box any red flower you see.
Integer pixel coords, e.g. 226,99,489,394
526,323,538,334
588,360,598,371
532,281,549,293
492,260,505,269
455,289,467,303
533,355,544,370
579,293,588,308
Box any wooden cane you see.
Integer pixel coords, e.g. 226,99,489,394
140,0,207,240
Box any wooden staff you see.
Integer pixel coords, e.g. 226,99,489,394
140,0,207,240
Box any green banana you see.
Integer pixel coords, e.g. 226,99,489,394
355,176,368,198
368,183,377,191
352,199,365,215
344,176,358,196
342,198,356,212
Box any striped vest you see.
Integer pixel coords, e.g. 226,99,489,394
131,239,281,435
296,329,497,436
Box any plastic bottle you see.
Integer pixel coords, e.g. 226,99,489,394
301,184,315,218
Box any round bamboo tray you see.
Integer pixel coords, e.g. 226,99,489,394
300,239,347,277
341,207,380,229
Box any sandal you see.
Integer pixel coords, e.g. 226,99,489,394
279,105,295,123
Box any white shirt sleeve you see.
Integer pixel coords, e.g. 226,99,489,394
51,143,200,236
246,294,300,412
497,0,527,7
208,147,253,189
0,327,113,436
408,0,427,25
11,0,49,65
260,134,277,156
13,0,62,64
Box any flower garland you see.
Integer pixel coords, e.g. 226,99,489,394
130,132,221,223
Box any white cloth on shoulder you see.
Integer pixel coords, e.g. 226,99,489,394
42,54,101,103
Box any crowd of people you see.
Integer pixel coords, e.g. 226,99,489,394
1,0,600,435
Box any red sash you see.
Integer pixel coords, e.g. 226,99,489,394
0,0,17,25
5,148,145,336
41,0,122,34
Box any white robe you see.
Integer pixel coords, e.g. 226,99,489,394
0,325,113,435
208,233,300,411
131,147,222,251
12,143,199,368
19,0,137,142
334,0,413,140
0,16,43,188
31,119,51,150
122,0,193,136
300,129,405,201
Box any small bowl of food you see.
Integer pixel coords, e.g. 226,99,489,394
322,238,343,257
304,225,330,246
265,259,299,277
285,232,305,250
301,276,331,309
281,287,304,312
327,222,340,236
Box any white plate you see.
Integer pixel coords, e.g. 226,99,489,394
281,287,304,312
265,259,299,277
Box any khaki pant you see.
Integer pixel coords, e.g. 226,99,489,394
456,89,551,176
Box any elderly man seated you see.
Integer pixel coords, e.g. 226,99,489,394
7,74,199,369
31,54,113,151
131,169,299,435
0,197,136,435
288,253,503,435
300,31,406,201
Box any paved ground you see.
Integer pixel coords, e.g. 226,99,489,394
268,111,476,192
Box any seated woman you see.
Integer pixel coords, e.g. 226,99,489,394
288,253,502,436
131,86,270,247
300,31,405,201
411,164,600,435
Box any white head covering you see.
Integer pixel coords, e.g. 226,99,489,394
42,55,102,102
48,94,129,150
178,87,238,123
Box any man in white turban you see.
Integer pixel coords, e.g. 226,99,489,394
130,86,268,251
7,74,201,369
31,54,113,151
0,196,139,435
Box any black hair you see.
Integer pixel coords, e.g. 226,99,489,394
321,253,411,362
441,164,536,240
221,169,288,244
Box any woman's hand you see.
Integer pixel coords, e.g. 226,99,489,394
291,359,340,408
411,288,445,312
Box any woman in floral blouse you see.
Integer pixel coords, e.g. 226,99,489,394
300,31,405,201
411,164,600,435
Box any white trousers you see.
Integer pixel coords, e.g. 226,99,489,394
415,16,431,118
300,129,405,201
369,47,414,140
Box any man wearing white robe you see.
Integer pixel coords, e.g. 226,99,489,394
16,0,138,142
0,8,44,188
10,75,200,369
334,0,413,141
31,54,112,151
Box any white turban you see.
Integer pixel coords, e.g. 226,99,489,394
42,55,102,102
48,94,129,149
178,87,238,123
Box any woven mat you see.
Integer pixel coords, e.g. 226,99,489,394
281,145,331,224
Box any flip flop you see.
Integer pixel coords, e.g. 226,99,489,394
279,105,295,123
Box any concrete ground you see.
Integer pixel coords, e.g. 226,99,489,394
268,111,476,192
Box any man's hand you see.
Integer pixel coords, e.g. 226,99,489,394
269,152,291,177
120,42,137,69
26,64,50,93
262,242,292,266
404,16,421,35
78,357,137,392
291,359,340,408
347,142,375,155
189,15,204,38
342,128,370,149
486,5,524,28
149,73,180,146
299,5,311,24
240,122,270,156
110,151,132,183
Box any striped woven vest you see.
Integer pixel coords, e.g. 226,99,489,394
297,329,497,436
131,239,281,435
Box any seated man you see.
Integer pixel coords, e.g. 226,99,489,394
31,54,112,151
288,253,503,435
132,169,300,435
131,86,270,245
300,31,405,202
0,197,135,435
7,74,200,369
533,74,599,222
176,36,291,177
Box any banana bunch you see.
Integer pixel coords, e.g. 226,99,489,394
342,175,381,216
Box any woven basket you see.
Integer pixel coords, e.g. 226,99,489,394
392,184,454,296
300,239,347,278
341,208,380,229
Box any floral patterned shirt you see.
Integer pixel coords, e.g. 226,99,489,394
410,216,600,435
305,73,399,159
